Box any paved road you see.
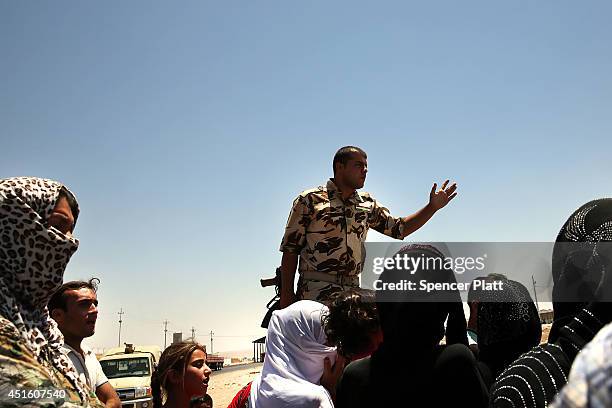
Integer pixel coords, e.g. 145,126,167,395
211,362,261,375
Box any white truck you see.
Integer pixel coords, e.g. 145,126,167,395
99,344,161,408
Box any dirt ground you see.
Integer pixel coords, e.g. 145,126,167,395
541,323,551,343
208,363,263,407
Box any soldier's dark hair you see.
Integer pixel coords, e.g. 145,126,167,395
322,290,380,358
48,278,100,312
333,146,367,174
58,186,79,228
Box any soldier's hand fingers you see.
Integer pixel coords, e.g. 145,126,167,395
441,179,449,190
431,183,437,195
446,183,457,195
448,192,458,201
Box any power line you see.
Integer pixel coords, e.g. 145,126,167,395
211,335,260,338
193,334,258,340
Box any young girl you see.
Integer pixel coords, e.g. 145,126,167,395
151,341,212,408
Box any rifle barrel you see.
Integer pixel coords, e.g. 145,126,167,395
260,277,277,287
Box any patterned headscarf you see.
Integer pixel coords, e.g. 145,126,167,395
475,277,541,347
0,176,89,400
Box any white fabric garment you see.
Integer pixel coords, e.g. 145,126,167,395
62,343,109,390
249,300,337,408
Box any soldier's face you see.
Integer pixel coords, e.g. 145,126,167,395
337,154,368,189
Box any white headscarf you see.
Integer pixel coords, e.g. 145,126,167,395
249,300,337,408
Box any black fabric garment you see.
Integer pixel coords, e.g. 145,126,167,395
476,278,542,381
550,198,612,342
375,245,468,348
489,306,608,408
336,343,489,408
489,198,612,408
447,298,470,346
336,245,486,407
336,343,436,408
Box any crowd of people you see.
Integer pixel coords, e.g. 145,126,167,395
1,146,612,407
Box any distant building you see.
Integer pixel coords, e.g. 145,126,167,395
540,309,554,324
172,332,183,344
253,336,266,363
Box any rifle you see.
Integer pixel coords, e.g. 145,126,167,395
260,267,281,328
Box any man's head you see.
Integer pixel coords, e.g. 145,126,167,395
48,278,100,341
332,146,368,190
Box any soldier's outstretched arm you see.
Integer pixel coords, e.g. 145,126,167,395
400,180,458,239
280,252,298,308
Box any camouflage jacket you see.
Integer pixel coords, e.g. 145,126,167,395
0,316,104,408
280,179,407,278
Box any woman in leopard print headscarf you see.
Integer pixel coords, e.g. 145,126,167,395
0,176,102,407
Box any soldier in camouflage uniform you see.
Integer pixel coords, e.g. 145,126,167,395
279,146,458,307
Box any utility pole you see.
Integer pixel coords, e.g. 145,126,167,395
191,327,196,341
210,331,214,354
532,275,540,312
117,308,124,347
163,320,169,349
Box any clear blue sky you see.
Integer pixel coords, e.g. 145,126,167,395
2,1,611,354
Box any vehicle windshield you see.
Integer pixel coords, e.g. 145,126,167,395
100,357,151,379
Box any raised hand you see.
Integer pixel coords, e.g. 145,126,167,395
429,179,458,210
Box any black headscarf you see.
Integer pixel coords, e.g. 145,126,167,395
474,276,541,379
550,198,612,342
372,244,467,384
337,245,490,408
490,199,612,408
375,244,468,353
